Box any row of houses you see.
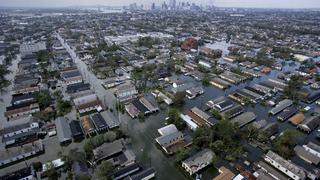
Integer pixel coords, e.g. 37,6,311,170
124,97,159,118
3,44,47,121
79,113,116,138
262,150,318,180
0,140,44,168
111,162,156,180
180,107,215,130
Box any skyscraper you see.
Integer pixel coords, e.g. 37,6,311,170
169,0,176,9
151,2,156,10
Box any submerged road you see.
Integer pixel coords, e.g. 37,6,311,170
57,33,188,180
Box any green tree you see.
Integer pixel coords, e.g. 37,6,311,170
202,73,210,86
0,65,10,90
167,109,186,130
210,109,223,120
173,92,185,108
175,148,189,163
46,163,59,180
193,120,244,162
94,161,114,180
273,129,302,158
36,91,52,109
57,100,72,116
283,75,303,101
103,131,117,142
32,161,43,172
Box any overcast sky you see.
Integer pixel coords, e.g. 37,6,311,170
0,0,320,9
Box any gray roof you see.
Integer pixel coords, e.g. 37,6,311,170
55,117,72,143
155,131,183,146
269,99,293,115
93,139,124,161
182,149,214,174
298,115,320,132
294,146,320,165
101,111,120,129
265,151,306,179
306,142,320,153
130,168,156,180
157,124,178,136
256,161,289,180
171,83,194,94
231,112,257,127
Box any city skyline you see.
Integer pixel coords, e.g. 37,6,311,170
0,0,320,9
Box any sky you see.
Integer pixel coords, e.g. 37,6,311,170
0,0,320,9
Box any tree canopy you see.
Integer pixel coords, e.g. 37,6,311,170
167,108,186,130
193,120,244,162
94,161,114,180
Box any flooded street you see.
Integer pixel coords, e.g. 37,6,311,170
0,55,21,128
54,36,320,179
58,34,189,179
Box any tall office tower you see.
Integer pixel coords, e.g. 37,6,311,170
169,0,176,9
162,2,168,10
151,2,156,10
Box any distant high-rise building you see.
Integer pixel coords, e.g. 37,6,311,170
129,3,138,10
151,2,156,10
169,0,176,9
162,1,168,10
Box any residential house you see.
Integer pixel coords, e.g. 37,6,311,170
0,167,33,180
294,145,320,165
298,115,320,133
80,116,96,137
269,99,293,115
116,84,138,102
5,101,40,120
69,120,84,141
182,149,215,175
61,68,83,85
129,168,156,180
112,163,141,180
91,113,108,132
55,117,72,145
186,86,204,99
0,140,44,168
213,166,235,180
73,93,103,113
155,124,185,154
231,112,257,128
93,139,136,166
264,151,306,180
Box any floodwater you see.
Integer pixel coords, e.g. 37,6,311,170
0,55,22,129
2,37,316,179
66,39,320,179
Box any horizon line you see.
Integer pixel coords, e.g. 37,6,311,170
0,5,319,10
